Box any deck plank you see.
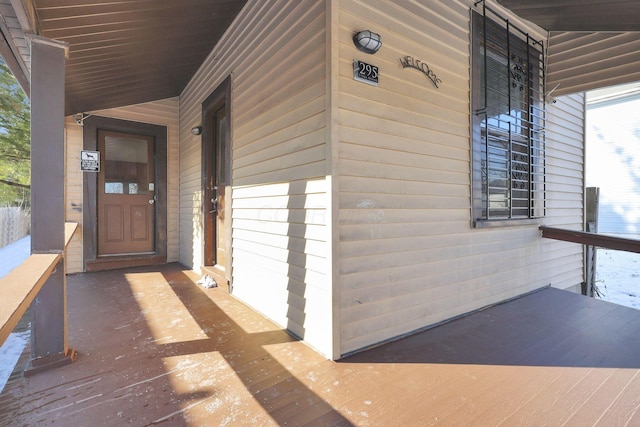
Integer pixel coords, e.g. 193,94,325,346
2,264,640,425
568,370,640,425
502,368,609,425
597,370,640,425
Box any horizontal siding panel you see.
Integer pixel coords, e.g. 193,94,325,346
231,260,332,351
338,109,468,154
342,261,543,321
233,239,326,273
545,93,585,230
340,268,540,321
235,140,326,180
338,58,468,121
233,162,327,188
233,178,326,198
340,207,469,225
546,139,584,161
234,128,325,172
339,142,468,174
233,22,326,122
337,2,585,354
234,76,326,151
232,190,327,210
340,230,471,258
234,208,326,226
339,88,468,139
340,176,468,198
338,0,478,354
233,247,327,289
340,126,469,159
546,120,584,143
179,0,331,356
546,161,583,181
232,226,325,254
231,2,325,95
339,193,469,212
340,2,469,71
341,228,543,291
338,158,469,186
234,219,326,242
342,272,545,332
234,83,326,155
340,220,468,243
64,120,84,273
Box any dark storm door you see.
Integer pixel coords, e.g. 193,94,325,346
204,104,229,269
97,130,155,255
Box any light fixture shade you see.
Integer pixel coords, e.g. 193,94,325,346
353,30,382,54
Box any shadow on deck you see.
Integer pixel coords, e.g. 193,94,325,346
1,263,639,426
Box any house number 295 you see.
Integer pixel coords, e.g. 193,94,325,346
354,59,379,86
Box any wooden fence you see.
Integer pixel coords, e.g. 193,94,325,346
0,207,30,248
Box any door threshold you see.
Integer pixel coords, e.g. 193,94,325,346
98,252,155,257
86,255,166,272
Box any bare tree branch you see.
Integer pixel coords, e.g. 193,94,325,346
0,178,30,189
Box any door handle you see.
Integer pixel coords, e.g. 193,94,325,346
148,199,155,205
210,185,219,214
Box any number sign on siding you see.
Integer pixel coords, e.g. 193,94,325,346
353,60,379,86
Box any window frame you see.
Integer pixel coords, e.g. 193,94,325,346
470,7,546,227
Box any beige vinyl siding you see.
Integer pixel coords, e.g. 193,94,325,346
64,119,84,273
540,92,586,293
337,1,585,355
180,0,333,356
63,98,180,272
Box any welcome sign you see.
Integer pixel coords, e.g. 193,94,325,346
399,55,442,88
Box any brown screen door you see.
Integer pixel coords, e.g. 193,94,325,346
97,130,155,255
204,104,230,274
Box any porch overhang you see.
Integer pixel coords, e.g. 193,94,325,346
0,1,639,114
496,0,640,96
0,0,247,115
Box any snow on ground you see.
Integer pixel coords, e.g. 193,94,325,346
595,248,640,310
0,236,30,278
0,236,31,394
0,330,29,393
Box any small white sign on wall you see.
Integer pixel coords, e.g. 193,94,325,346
80,150,100,172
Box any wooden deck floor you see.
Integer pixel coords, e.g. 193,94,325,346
1,263,640,426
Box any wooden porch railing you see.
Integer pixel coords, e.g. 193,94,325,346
539,226,640,253
0,222,77,346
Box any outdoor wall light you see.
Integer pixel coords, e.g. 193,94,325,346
191,126,202,136
353,30,382,54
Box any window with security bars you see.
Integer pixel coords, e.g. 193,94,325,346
471,6,546,224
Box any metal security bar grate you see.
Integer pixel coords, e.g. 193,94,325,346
472,2,546,221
